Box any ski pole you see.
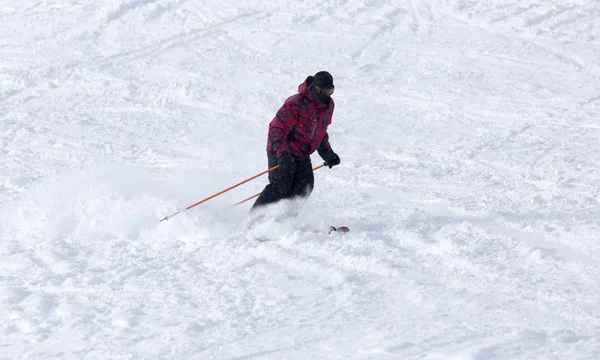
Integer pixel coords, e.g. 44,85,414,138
159,165,279,222
233,163,326,206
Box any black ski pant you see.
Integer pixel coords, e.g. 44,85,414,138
251,151,314,213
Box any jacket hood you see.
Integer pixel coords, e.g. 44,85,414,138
298,76,313,95
298,76,332,107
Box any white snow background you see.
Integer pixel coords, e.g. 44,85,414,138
1,1,600,359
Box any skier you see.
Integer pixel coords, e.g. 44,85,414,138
250,71,341,218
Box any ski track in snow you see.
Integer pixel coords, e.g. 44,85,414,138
1,0,600,359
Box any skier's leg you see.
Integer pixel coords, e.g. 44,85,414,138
251,152,295,210
284,156,314,218
291,156,314,198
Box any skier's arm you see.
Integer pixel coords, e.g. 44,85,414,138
317,132,334,159
269,102,298,156
317,132,341,168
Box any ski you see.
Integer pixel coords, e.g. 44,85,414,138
330,225,350,233
254,225,350,242
313,226,350,234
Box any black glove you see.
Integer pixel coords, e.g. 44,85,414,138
277,151,294,175
324,153,340,169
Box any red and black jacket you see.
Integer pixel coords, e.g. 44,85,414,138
266,76,336,160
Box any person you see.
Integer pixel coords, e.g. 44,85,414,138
250,71,341,217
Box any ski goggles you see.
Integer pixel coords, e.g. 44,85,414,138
316,86,335,96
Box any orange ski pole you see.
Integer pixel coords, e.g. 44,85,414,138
159,165,279,222
233,191,262,207
233,163,326,207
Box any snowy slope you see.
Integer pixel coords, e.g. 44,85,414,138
1,0,599,359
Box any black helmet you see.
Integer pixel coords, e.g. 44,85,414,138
313,71,334,89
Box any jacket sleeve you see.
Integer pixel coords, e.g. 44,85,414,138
268,101,298,156
317,132,336,160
